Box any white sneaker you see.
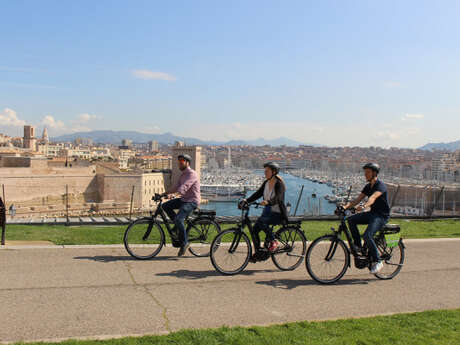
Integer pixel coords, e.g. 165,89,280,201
370,261,383,274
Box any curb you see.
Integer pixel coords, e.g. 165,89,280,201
1,238,460,250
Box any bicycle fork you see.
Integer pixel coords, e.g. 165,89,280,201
229,232,242,254
325,238,339,261
142,222,154,241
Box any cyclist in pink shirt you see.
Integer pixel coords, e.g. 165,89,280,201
164,154,200,256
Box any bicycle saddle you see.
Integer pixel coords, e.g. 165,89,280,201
382,224,400,233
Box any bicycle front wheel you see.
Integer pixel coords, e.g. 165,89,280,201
306,235,349,284
123,218,165,260
271,226,307,271
210,228,251,275
187,218,221,257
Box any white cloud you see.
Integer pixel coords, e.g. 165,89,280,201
40,113,95,133
41,115,65,129
402,113,424,120
0,108,26,127
131,69,177,81
76,113,98,123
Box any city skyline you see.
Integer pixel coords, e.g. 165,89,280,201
2,1,460,147
1,125,460,150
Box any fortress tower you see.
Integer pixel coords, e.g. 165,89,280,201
23,125,37,150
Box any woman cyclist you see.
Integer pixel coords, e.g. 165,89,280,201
242,162,288,262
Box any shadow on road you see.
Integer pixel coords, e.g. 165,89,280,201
256,277,370,289
156,268,278,280
73,255,183,262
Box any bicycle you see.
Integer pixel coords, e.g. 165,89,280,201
124,193,221,259
305,205,405,284
210,200,307,275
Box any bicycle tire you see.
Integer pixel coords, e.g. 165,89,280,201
271,226,307,271
123,218,165,260
305,234,350,284
210,228,251,275
374,238,405,280
187,218,222,257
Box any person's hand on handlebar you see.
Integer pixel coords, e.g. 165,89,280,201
342,202,352,210
355,205,370,213
260,200,269,206
238,199,248,209
166,192,178,199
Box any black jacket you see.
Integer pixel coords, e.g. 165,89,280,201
246,176,288,223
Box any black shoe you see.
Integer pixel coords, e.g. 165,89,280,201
249,249,263,263
352,244,365,255
178,243,190,257
172,240,181,248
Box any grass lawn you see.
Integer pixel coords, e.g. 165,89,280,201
4,219,460,245
16,309,460,345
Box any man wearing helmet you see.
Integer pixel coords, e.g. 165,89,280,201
243,161,288,262
343,163,390,274
164,154,200,256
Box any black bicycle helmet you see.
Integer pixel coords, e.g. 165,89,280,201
178,154,192,163
263,161,280,174
362,162,380,174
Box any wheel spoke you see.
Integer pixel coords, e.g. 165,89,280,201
306,235,348,284
124,219,163,259
187,219,221,257
211,229,250,275
272,227,306,271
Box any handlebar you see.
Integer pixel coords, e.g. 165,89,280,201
152,193,168,202
335,205,356,217
237,199,262,210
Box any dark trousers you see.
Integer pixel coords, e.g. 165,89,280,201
162,198,197,245
251,207,282,250
347,212,389,262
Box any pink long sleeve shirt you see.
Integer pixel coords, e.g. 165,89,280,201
171,167,201,204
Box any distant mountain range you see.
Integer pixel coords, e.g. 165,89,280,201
419,140,460,151
51,130,314,147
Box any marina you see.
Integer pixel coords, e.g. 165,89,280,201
200,169,263,202
200,169,336,216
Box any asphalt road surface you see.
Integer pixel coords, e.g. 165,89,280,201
1,239,459,343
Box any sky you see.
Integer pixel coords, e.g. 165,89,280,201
1,0,460,148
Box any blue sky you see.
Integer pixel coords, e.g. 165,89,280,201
1,0,459,147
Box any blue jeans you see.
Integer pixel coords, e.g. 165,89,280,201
251,206,282,250
347,212,389,263
162,198,197,246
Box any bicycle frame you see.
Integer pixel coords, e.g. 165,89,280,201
228,203,259,254
331,210,362,258
142,197,179,242
332,208,400,261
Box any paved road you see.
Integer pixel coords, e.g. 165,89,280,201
1,239,459,343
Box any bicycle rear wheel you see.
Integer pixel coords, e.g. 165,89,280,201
187,218,221,257
305,235,349,284
374,237,405,280
271,226,307,271
210,228,251,275
123,218,165,259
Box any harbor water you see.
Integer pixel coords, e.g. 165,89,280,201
201,171,336,217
